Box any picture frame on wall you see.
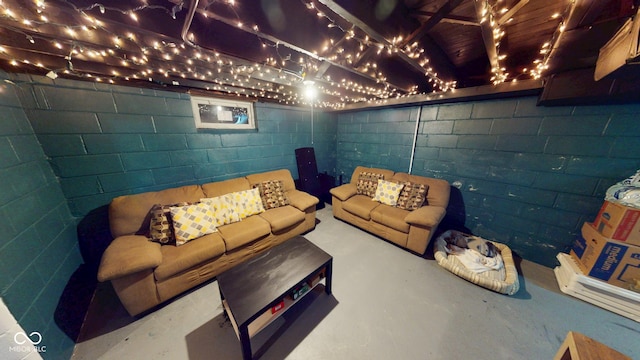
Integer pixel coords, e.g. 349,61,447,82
190,95,256,130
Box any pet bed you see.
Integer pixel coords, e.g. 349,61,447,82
434,230,520,295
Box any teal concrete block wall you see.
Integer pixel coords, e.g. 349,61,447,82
0,72,81,359
335,97,640,267
15,76,337,219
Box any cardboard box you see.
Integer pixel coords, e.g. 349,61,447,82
570,222,640,292
593,200,640,246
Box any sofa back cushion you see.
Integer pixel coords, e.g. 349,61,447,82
350,166,395,186
202,177,251,197
391,173,450,209
246,169,296,191
109,185,205,238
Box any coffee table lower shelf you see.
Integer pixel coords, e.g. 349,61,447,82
223,275,325,339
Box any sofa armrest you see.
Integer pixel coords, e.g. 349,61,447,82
287,189,319,211
405,206,446,228
330,184,357,201
97,235,162,282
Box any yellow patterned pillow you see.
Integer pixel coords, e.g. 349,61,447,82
229,188,265,219
200,194,240,226
170,203,217,246
372,179,404,206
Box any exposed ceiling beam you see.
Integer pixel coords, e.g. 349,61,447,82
196,7,409,93
412,11,480,27
404,0,466,46
497,0,530,26
316,0,455,82
473,0,501,75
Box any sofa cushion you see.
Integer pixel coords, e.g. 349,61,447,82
154,232,226,282
200,194,241,225
110,185,205,238
395,182,428,210
229,188,265,219
170,203,218,246
287,189,320,211
148,202,191,244
217,215,271,251
330,183,357,201
246,169,296,192
343,195,380,220
254,180,290,210
356,171,385,197
259,205,305,232
370,205,411,233
201,177,251,198
372,179,404,206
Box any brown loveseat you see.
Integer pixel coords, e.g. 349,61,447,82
97,169,318,316
330,166,450,255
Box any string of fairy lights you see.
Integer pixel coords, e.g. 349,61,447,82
0,0,574,108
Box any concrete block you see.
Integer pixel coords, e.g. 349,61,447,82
121,152,171,170
511,153,567,172
610,137,640,158
532,172,597,195
194,163,228,180
142,134,188,151
495,135,546,152
545,136,613,156
163,97,195,116
153,115,196,134
49,154,123,177
436,103,472,120
99,170,155,192
186,134,222,149
565,157,637,177
152,166,196,185
169,149,208,166
84,134,144,154
97,113,155,133
27,110,101,134
471,99,517,118
420,105,438,120
113,93,168,115
38,135,86,156
505,184,557,207
453,119,492,134
427,134,458,148
605,114,640,135
456,135,497,149
554,193,602,213
422,120,453,134
34,182,67,212
38,86,116,112
60,176,101,198
0,138,20,168
539,115,609,135
514,96,573,117
491,117,542,135
207,147,238,162
8,162,47,195
487,166,536,187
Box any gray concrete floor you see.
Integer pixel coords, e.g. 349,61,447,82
72,205,640,359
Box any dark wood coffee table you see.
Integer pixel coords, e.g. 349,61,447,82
217,236,333,360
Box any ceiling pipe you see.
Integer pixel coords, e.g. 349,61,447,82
181,0,199,47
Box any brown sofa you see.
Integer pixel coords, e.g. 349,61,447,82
97,169,318,316
330,166,450,255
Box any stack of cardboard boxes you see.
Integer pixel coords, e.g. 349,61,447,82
570,200,640,293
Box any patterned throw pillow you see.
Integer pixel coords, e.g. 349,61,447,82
356,172,385,197
254,180,290,210
149,202,191,244
372,179,405,206
170,203,218,246
229,188,265,219
395,182,429,210
201,194,241,226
